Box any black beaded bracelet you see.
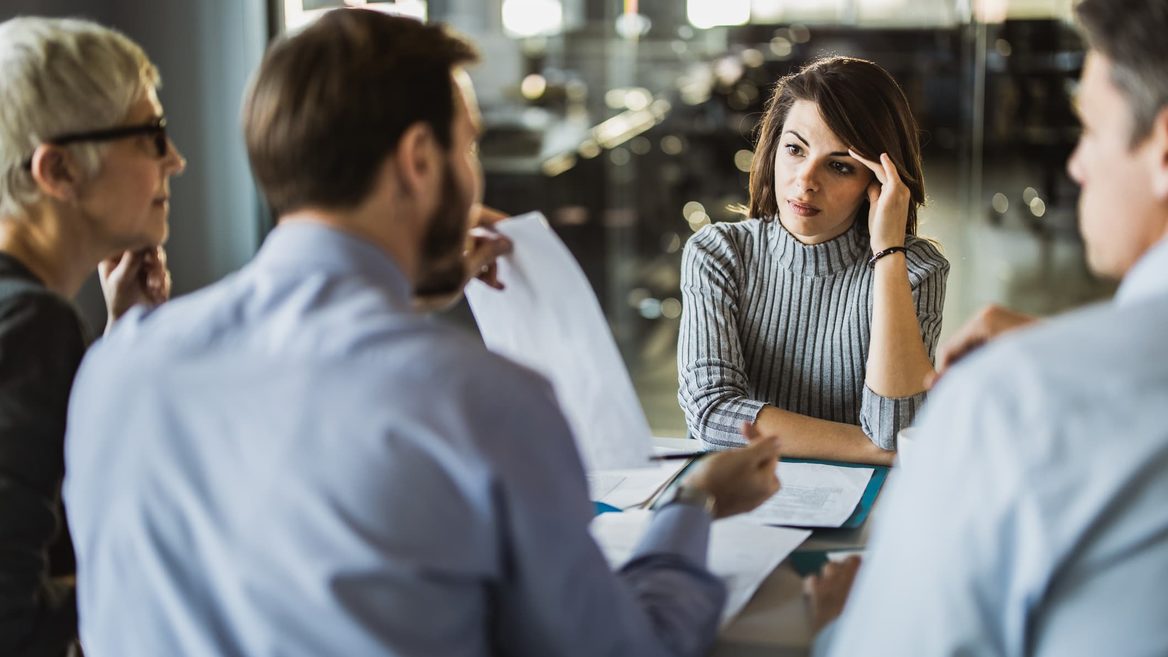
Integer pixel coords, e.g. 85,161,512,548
868,246,907,268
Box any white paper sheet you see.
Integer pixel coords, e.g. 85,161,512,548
465,213,653,471
739,462,873,528
587,450,691,510
590,510,811,627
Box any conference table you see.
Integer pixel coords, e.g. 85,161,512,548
650,438,884,657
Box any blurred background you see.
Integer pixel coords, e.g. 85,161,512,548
3,0,1113,436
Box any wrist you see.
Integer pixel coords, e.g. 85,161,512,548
661,483,716,517
867,245,907,269
869,238,905,252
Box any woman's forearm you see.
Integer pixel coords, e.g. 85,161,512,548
866,254,934,398
755,405,895,466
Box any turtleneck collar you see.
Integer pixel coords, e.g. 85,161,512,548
767,218,868,276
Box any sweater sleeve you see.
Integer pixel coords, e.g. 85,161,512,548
858,238,950,449
676,226,765,449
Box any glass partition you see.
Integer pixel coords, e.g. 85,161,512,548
278,0,1107,436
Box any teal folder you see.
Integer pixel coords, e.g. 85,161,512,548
628,455,888,528
789,550,839,577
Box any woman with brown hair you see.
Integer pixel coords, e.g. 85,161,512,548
678,56,949,464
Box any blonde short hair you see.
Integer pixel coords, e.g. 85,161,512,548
0,16,160,218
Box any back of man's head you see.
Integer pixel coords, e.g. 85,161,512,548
243,10,478,218
1076,0,1168,146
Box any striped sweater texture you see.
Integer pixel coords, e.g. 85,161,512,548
677,218,949,450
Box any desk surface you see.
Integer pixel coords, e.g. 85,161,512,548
651,438,881,657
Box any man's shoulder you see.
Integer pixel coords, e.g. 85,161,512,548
365,324,554,401
937,295,1168,453
990,296,1164,379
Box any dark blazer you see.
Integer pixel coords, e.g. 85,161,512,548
0,252,88,657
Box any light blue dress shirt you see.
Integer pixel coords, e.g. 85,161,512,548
63,222,726,657
816,237,1168,656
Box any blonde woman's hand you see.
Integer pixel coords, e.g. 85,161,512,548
849,150,911,252
99,246,171,334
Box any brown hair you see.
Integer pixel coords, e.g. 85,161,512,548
1076,0,1168,147
243,9,478,217
746,56,924,235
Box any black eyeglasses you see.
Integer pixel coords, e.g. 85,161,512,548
22,117,169,169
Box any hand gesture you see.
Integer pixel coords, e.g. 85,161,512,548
463,203,512,291
926,304,1037,387
849,150,910,252
414,204,513,312
99,246,171,333
803,555,862,633
683,422,781,519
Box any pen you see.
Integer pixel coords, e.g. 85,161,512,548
649,451,709,461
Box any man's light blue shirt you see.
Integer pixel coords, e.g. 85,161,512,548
818,237,1168,656
63,222,726,657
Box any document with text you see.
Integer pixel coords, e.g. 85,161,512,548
465,213,654,471
590,510,811,627
740,462,873,528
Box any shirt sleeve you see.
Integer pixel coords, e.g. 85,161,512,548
858,239,950,449
488,372,726,657
677,226,766,449
0,291,85,655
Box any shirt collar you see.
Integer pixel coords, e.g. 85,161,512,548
1116,236,1168,306
253,221,414,309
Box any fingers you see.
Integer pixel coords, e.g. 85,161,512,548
879,153,903,187
464,231,513,291
934,304,1035,377
803,554,863,631
935,337,982,377
741,420,761,442
740,421,781,464
803,573,820,597
848,149,886,185
472,204,510,228
135,246,171,305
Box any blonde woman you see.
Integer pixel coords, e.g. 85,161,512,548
0,17,184,655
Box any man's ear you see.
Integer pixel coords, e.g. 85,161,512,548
29,145,81,202
1149,106,1168,202
393,122,441,200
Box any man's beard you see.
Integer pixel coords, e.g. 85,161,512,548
414,163,472,298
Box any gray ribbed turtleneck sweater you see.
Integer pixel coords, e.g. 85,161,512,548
678,218,949,450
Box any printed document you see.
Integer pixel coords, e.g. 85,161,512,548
590,510,811,627
465,213,653,471
740,462,873,528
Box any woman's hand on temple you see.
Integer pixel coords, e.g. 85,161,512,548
849,150,910,252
